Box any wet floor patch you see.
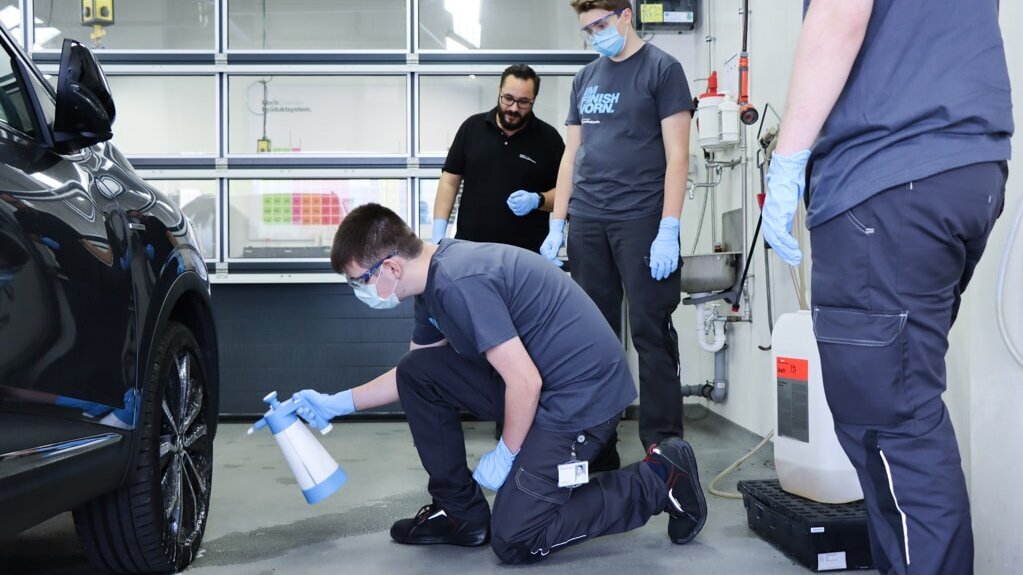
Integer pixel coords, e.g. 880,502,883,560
193,489,427,567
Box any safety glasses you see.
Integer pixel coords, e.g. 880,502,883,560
579,9,624,37
347,249,398,286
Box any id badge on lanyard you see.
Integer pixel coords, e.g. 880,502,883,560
557,434,590,488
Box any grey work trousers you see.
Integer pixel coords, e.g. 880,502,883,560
567,213,683,448
394,345,669,564
811,161,1008,575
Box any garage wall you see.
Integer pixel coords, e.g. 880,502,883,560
212,283,412,415
669,1,1023,572
967,3,1023,570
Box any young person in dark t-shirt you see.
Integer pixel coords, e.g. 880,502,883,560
541,0,694,462
763,1,1012,573
432,64,565,252
289,204,708,563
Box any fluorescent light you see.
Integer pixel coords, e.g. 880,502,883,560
0,7,62,49
445,37,468,51
444,0,481,48
35,27,61,47
0,6,21,30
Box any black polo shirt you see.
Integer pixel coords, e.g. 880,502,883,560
443,107,565,252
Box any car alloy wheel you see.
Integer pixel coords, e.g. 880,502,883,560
73,321,214,574
158,331,212,554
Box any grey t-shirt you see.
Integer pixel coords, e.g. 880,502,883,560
805,0,1013,228
412,240,637,432
566,43,693,220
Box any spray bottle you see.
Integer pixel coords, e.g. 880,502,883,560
248,391,347,504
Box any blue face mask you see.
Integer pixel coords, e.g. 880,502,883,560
352,275,401,310
591,23,626,58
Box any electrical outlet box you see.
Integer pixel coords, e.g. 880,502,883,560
81,0,114,25
636,0,696,32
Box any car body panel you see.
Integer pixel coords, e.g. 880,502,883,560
0,26,218,550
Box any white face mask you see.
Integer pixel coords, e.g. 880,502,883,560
591,22,626,58
352,271,401,310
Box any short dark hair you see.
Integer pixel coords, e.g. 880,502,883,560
570,0,631,15
330,203,423,275
500,64,540,98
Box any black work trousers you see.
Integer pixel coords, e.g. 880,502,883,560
567,213,683,447
395,345,669,564
811,161,1007,575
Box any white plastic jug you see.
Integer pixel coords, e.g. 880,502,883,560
772,311,863,504
697,94,725,149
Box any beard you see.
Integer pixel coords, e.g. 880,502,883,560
499,108,531,131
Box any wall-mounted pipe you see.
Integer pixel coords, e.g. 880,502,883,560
682,346,728,403
695,300,727,353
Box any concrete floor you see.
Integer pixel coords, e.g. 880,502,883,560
3,407,820,574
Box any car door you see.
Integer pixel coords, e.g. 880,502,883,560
0,28,137,489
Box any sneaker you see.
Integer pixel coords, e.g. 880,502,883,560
389,503,490,547
650,437,708,544
590,434,621,473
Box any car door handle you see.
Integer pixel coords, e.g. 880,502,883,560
128,222,146,231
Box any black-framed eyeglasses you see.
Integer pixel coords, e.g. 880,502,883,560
499,93,535,109
348,249,398,286
580,9,624,36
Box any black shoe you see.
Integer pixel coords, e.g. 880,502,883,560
651,437,708,544
390,503,490,547
590,437,621,473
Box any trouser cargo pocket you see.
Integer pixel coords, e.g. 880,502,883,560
813,305,910,425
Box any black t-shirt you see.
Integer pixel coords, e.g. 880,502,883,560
413,240,637,432
443,108,565,252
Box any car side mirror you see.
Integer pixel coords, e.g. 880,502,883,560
52,38,116,154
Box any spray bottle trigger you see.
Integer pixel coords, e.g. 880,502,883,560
306,411,333,434
293,400,332,434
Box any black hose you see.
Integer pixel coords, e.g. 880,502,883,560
742,0,750,52
731,213,761,314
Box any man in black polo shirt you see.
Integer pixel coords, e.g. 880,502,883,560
431,64,565,253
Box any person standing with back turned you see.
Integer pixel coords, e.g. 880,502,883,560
432,64,565,253
540,0,694,462
762,1,1012,573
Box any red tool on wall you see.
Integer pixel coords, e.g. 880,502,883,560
738,0,759,125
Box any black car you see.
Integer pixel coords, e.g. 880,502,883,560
0,28,218,575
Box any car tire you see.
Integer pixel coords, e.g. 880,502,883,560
73,321,214,574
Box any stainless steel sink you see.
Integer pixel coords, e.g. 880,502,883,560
680,252,740,294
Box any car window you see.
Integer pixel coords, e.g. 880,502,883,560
0,45,36,136
24,66,55,129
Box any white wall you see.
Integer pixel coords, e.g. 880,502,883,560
968,4,1023,571
648,0,805,439
654,1,1023,572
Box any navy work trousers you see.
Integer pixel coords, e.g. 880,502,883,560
395,345,669,563
567,214,683,448
810,161,1007,575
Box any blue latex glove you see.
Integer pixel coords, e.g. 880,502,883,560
473,437,518,491
431,219,448,244
648,216,681,280
539,218,565,268
507,190,541,216
762,150,811,266
292,389,355,428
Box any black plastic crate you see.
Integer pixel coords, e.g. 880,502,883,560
737,479,874,572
